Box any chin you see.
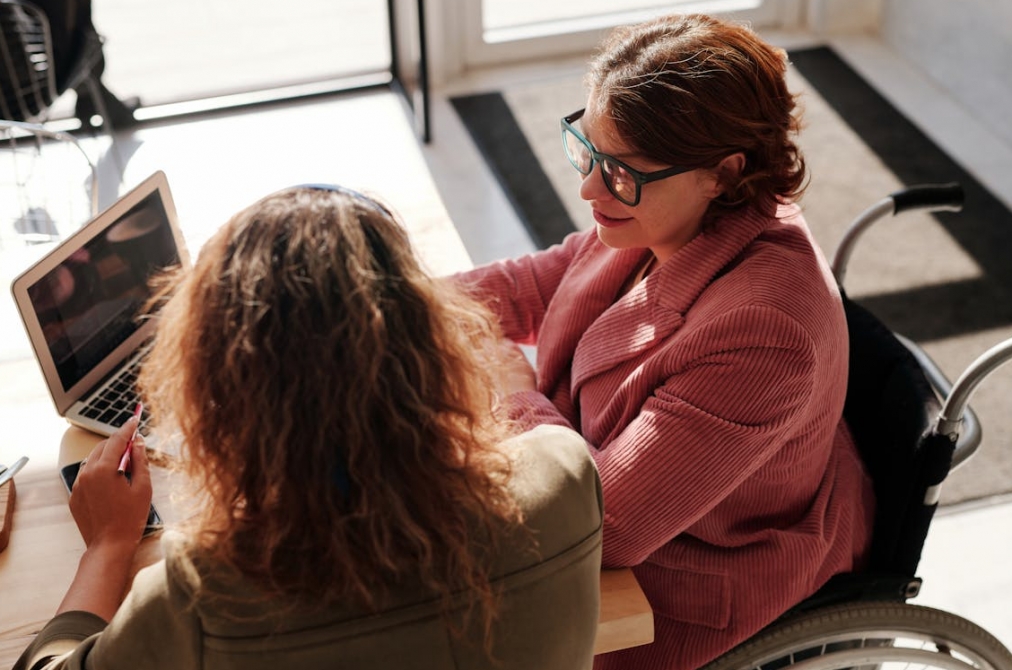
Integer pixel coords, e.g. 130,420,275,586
595,223,640,250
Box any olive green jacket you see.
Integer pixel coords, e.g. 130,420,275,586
16,425,604,670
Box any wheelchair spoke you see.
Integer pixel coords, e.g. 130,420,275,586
704,604,1012,670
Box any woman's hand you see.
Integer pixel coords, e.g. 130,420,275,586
57,416,153,620
497,339,537,394
70,416,152,549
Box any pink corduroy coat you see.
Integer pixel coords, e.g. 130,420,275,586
457,203,875,670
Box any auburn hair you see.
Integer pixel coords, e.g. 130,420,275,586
139,186,521,643
587,13,808,222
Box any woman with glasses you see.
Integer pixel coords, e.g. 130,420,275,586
15,186,604,670
456,13,875,670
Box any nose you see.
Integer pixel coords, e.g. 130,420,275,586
579,162,612,202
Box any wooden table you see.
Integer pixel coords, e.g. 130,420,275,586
595,566,655,654
0,426,653,666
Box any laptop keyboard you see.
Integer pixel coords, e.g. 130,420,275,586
79,355,150,432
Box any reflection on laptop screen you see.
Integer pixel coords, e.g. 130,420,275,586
25,192,181,392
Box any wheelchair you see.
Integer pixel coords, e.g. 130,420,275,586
701,183,1012,670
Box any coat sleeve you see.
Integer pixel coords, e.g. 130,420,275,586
591,305,820,567
12,612,106,670
453,230,588,345
87,559,202,670
505,389,578,433
14,560,202,670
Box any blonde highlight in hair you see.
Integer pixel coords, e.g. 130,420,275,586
140,187,520,644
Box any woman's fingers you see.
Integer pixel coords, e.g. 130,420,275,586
69,417,153,547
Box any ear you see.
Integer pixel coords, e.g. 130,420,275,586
705,152,746,198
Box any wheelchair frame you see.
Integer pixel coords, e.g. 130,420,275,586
701,183,1012,670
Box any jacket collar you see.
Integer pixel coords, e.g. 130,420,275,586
568,206,778,389
652,204,775,314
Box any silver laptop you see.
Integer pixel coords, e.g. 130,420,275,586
10,171,190,437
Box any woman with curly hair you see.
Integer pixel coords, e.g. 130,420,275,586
456,13,875,670
16,186,604,670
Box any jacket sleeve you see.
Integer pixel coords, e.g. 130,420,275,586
505,389,577,433
591,305,820,567
87,559,202,670
12,612,106,670
14,559,201,670
453,230,589,345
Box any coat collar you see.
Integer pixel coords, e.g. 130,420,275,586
567,205,780,389
652,204,776,314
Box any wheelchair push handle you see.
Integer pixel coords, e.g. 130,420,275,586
890,182,964,214
831,182,965,285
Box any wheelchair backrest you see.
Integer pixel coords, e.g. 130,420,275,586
841,293,956,578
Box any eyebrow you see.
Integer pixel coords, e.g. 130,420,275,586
579,112,646,163
594,138,656,166
585,131,636,162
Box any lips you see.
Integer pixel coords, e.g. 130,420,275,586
593,209,632,228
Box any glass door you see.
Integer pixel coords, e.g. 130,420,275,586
448,0,802,72
92,0,391,108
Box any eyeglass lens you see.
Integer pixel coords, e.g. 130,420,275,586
563,126,638,205
564,127,593,174
600,162,637,204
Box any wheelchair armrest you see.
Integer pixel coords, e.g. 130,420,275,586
893,333,982,476
932,336,1012,470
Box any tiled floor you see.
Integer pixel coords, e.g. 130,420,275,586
2,27,1011,653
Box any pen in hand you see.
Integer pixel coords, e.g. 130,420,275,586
117,402,144,475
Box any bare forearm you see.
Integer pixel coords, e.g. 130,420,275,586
57,540,139,622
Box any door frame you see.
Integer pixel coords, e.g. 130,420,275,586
426,0,805,85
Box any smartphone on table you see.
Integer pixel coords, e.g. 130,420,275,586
59,460,163,536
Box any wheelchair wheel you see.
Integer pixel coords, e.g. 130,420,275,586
701,602,1012,670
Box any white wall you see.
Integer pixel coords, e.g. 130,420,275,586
805,0,883,34
879,0,1012,150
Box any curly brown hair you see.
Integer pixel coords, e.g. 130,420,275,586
139,186,521,643
587,13,808,222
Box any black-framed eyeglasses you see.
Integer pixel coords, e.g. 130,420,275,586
561,108,692,207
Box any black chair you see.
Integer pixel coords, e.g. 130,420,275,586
1,0,125,129
0,0,59,122
1,1,105,248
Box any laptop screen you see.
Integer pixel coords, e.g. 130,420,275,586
24,191,182,392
